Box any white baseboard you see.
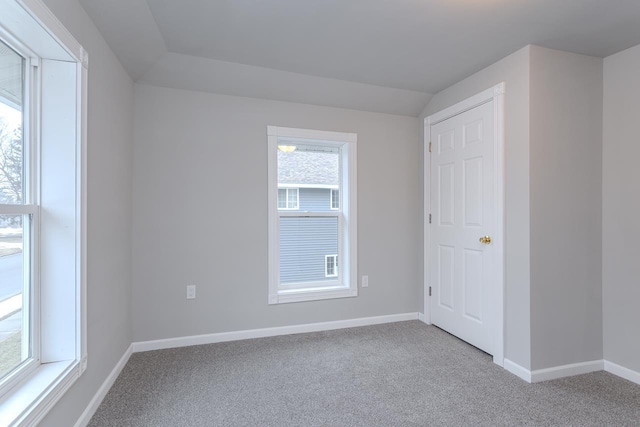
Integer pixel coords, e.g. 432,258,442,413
604,360,640,385
530,360,603,383
505,359,605,384
504,358,532,383
132,312,420,353
74,344,133,427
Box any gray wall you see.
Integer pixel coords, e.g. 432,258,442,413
37,0,134,426
132,84,421,342
603,43,640,373
529,46,603,370
420,46,532,369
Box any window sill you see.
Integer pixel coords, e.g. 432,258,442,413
270,286,357,304
0,358,84,426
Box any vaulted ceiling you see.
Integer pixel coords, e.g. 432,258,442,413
80,0,640,115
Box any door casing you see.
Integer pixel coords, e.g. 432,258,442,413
424,83,506,367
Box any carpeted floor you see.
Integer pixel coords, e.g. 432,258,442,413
88,321,640,426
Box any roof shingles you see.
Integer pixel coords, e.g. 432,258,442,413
278,150,338,186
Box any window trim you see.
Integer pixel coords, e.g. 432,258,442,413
267,126,357,304
325,254,338,277
0,0,87,425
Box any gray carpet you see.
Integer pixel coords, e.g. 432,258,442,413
88,321,640,426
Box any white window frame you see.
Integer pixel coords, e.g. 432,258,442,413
0,1,87,425
277,187,299,210
325,254,338,278
267,126,357,304
330,189,339,210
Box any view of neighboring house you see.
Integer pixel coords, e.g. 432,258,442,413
277,148,340,284
0,41,24,379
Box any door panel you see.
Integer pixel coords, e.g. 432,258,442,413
463,157,483,227
463,248,483,322
438,244,455,310
430,100,495,354
438,163,455,226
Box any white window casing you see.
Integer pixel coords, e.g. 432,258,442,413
267,126,357,304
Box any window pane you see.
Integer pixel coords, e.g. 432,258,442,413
280,216,338,284
277,189,286,209
0,214,29,379
287,188,298,209
331,189,339,209
0,40,25,205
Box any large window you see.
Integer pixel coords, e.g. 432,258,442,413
0,0,86,424
267,126,357,304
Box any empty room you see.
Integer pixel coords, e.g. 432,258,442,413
0,0,639,425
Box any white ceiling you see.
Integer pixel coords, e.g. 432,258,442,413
80,0,640,116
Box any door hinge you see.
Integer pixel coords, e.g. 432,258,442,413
429,213,432,224
428,141,432,153
429,286,432,297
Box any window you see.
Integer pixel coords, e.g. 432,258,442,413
0,37,32,383
268,126,357,304
325,255,338,277
330,189,339,210
0,0,86,424
278,188,299,210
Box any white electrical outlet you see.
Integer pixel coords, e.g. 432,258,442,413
186,285,196,299
362,275,369,287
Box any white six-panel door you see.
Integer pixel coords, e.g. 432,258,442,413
430,100,495,354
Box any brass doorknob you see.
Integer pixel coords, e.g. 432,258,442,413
479,235,492,244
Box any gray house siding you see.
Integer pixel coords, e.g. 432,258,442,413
280,216,338,284
298,188,334,212
279,190,338,283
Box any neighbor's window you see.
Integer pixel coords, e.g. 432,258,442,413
330,189,339,210
0,0,86,424
277,188,299,210
267,126,357,304
325,255,338,277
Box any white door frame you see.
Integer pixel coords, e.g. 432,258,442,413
424,82,506,366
